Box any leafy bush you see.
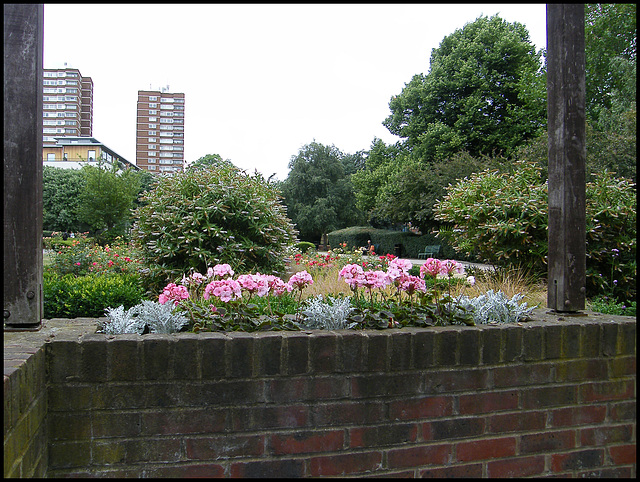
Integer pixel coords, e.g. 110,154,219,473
295,241,316,253
44,272,145,318
588,297,636,317
132,164,298,294
434,161,636,301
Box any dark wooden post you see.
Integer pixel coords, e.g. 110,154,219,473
3,4,45,329
546,4,587,312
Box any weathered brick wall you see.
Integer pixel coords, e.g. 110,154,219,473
4,344,48,477
3,315,637,477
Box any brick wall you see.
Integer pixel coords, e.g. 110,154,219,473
4,315,637,477
4,344,48,477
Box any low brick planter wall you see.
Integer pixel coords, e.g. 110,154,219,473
4,310,637,478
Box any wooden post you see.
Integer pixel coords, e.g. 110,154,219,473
546,4,587,312
3,4,44,329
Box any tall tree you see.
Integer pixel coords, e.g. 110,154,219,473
187,153,235,171
281,141,365,243
585,3,636,123
42,166,87,233
383,15,546,162
77,161,142,243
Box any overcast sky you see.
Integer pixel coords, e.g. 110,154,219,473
43,4,548,181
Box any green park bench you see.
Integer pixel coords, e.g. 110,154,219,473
417,245,441,259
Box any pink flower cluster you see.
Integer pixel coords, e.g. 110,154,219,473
159,283,190,306
339,257,423,294
159,264,306,306
419,258,465,279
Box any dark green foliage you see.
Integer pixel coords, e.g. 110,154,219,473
280,141,366,243
77,162,142,245
43,272,144,318
585,3,636,123
42,166,87,233
132,164,298,294
434,162,636,302
383,15,545,161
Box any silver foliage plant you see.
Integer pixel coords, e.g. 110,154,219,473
101,301,189,334
454,289,536,324
301,295,357,330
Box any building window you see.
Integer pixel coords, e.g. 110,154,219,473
47,153,56,161
148,151,156,157
148,130,156,135
149,110,157,115
149,96,158,101
148,137,156,142
148,158,156,163
148,124,156,128
88,150,96,162
149,103,157,108
148,165,156,170
149,117,157,122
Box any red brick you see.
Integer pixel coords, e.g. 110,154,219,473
521,385,578,409
456,437,517,462
492,364,552,388
579,380,634,402
419,463,483,478
549,405,606,427
386,444,451,469
520,430,575,454
309,451,383,476
580,425,633,446
487,411,546,434
308,376,349,400
608,401,636,422
349,424,418,448
458,391,519,415
486,455,545,477
269,430,344,455
185,434,264,460
230,405,309,431
550,449,604,472
311,401,386,427
388,396,453,420
609,444,637,465
576,467,633,478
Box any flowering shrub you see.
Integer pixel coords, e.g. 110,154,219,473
47,236,141,276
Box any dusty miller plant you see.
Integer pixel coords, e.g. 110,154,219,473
453,289,536,324
135,300,189,334
101,305,146,334
101,301,189,334
301,295,357,330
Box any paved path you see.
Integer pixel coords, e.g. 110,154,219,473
316,251,494,271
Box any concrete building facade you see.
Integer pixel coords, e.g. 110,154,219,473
43,67,93,146
136,89,185,175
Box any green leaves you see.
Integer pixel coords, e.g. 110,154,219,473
132,164,298,294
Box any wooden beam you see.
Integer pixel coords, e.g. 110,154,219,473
546,4,587,312
3,4,44,328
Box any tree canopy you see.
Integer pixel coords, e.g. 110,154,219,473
383,15,546,162
280,141,366,243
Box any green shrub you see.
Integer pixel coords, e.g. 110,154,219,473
434,161,636,301
295,241,316,253
588,297,636,317
44,272,145,318
132,164,298,294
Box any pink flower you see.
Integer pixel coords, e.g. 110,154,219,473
440,259,465,276
158,283,190,306
124,257,131,262
237,273,270,297
107,260,114,267
204,279,242,302
387,258,413,280
360,270,391,291
396,274,427,295
339,263,364,281
288,270,313,291
264,275,292,296
75,262,81,266
213,263,234,278
420,258,442,278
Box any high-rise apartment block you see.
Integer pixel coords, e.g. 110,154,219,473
43,67,93,146
136,89,185,175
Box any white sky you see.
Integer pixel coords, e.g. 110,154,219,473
43,3,548,181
